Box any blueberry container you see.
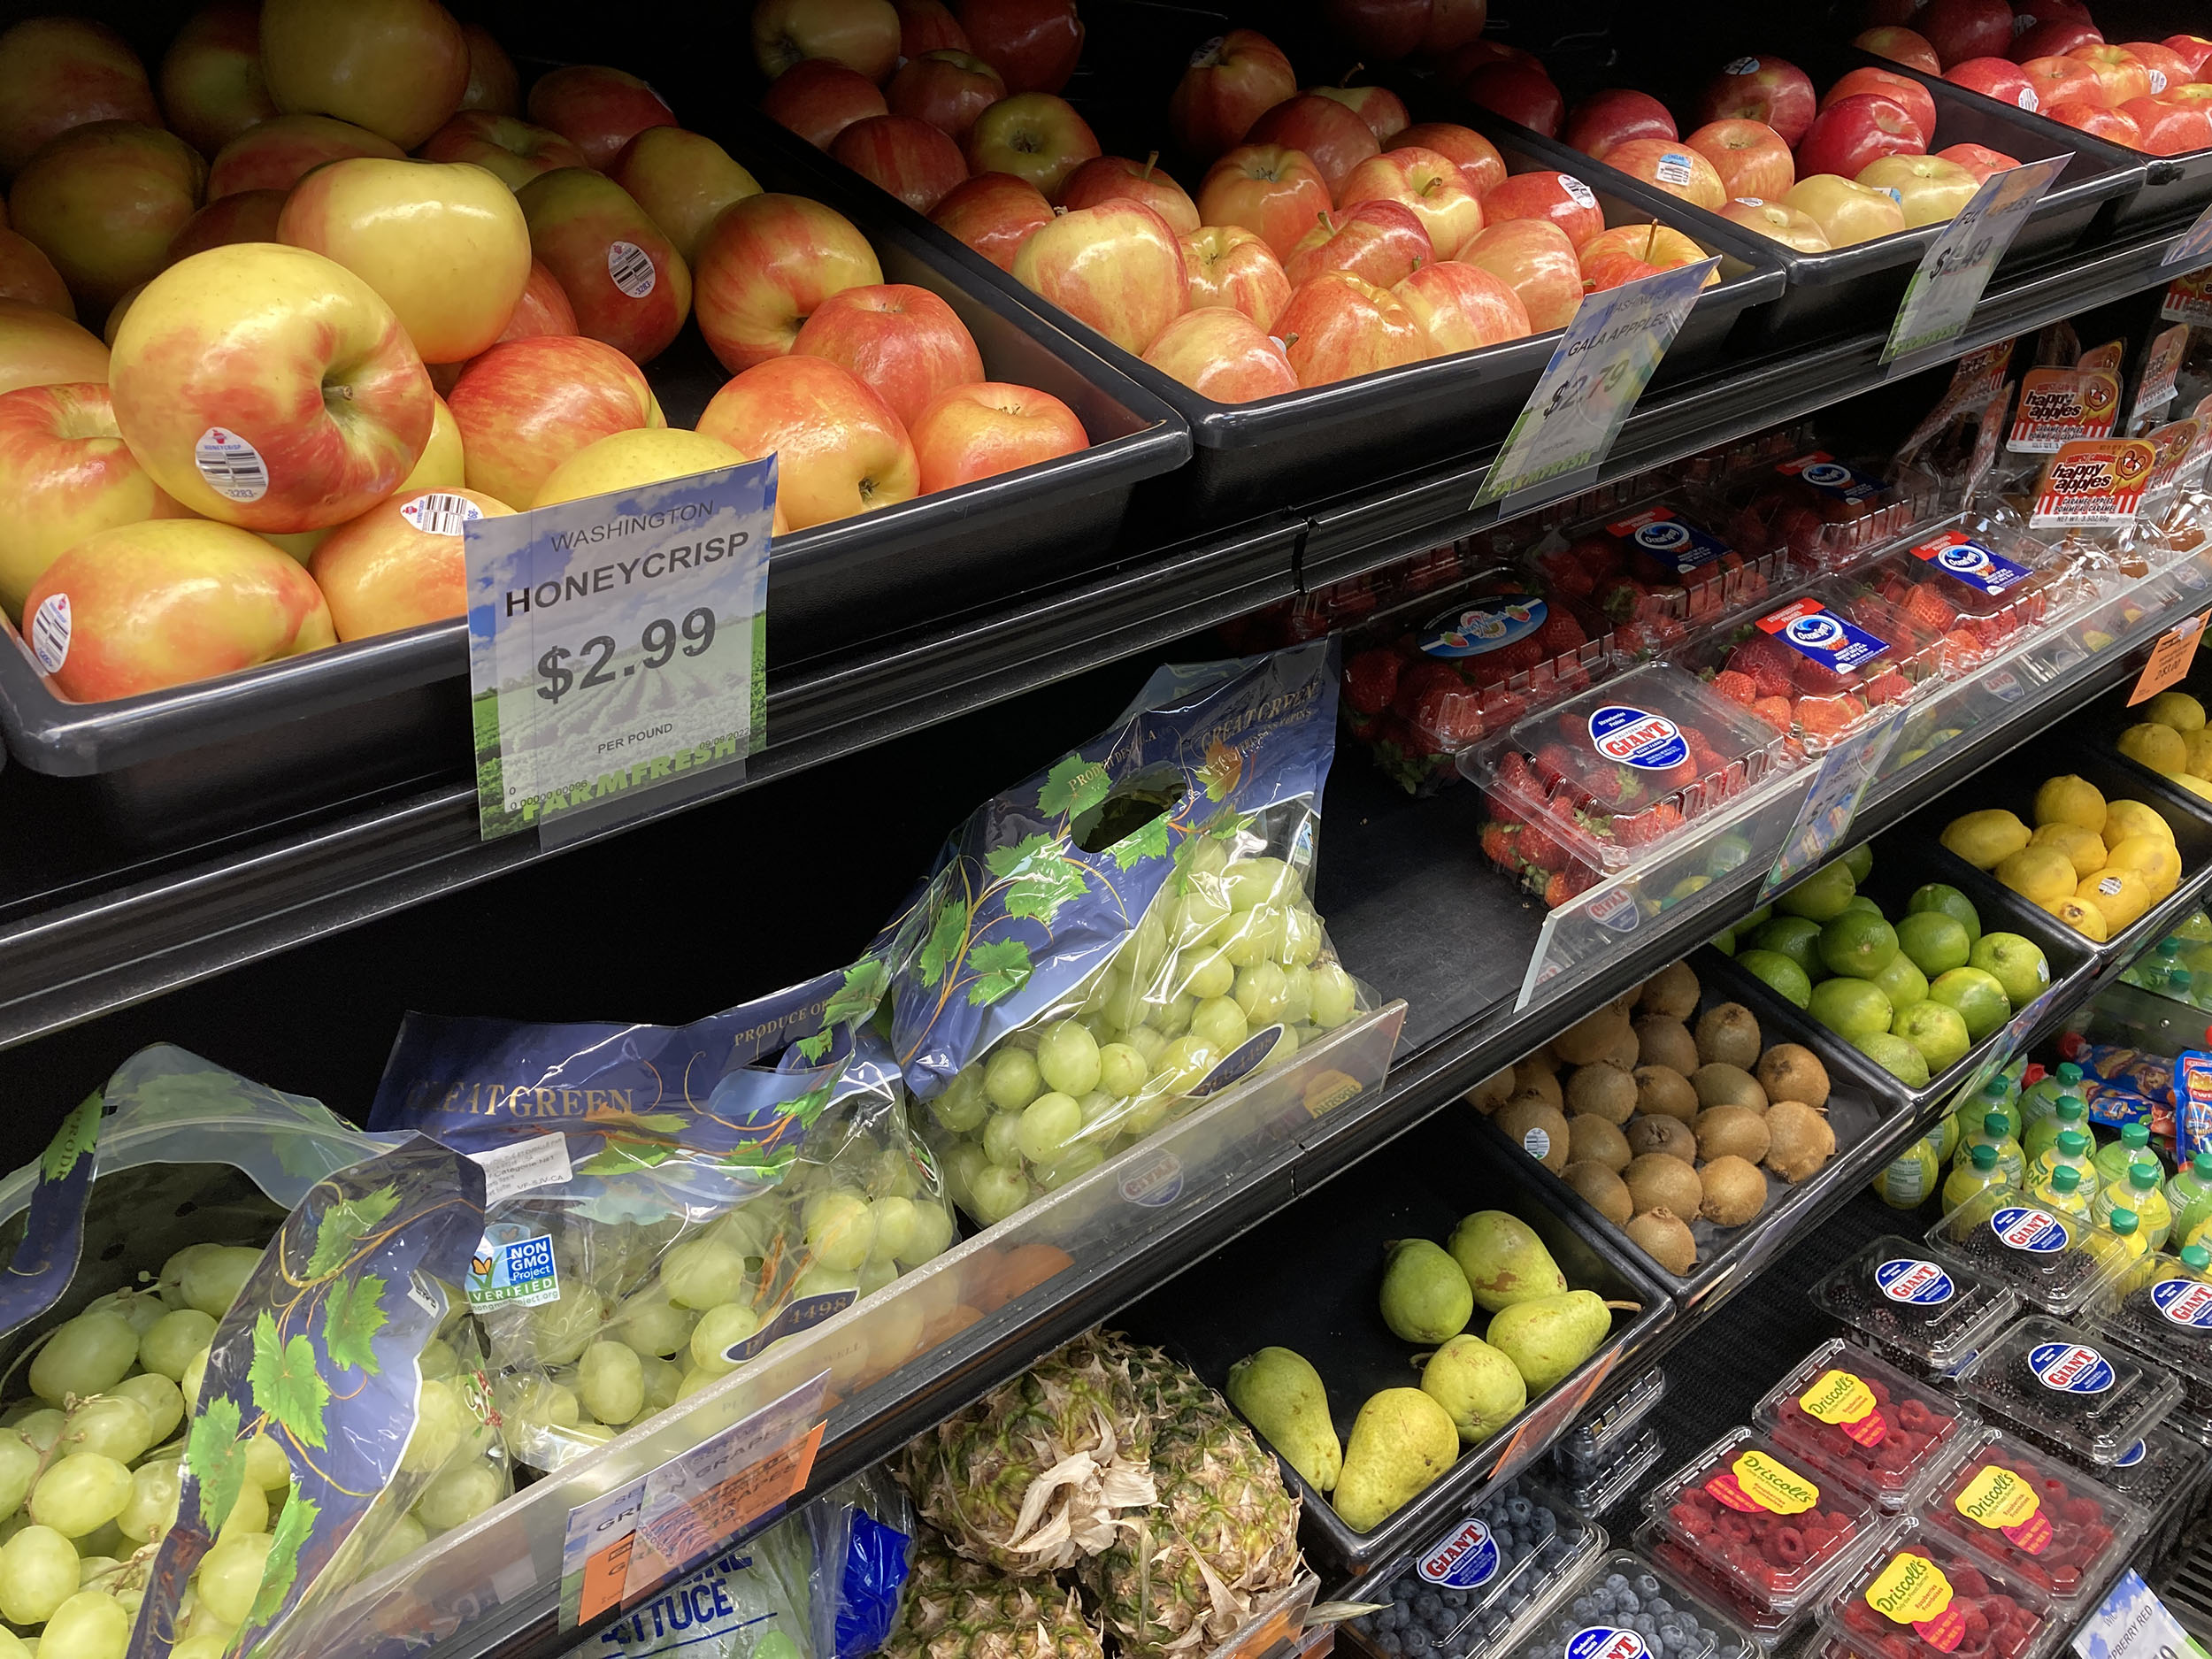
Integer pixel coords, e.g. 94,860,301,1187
1916,1427,2140,1613
1555,1369,1668,1486
1956,1316,2184,1467
1502,1548,1761,1659
1923,1185,2130,1320
2090,1249,2212,1437
1808,1236,2023,1383
1554,1425,1669,1521
1754,1338,1977,1514
1818,1518,2057,1659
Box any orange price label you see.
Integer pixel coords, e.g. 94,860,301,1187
2130,611,2209,705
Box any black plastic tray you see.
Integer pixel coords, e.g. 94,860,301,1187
1117,1108,1674,1577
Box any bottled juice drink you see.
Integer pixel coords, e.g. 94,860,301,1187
2023,1092,2087,1166
2088,1207,2156,1296
2032,1127,2099,1194
2039,1162,2093,1223
1960,1108,2025,1187
2095,1121,2156,1187
2016,1061,2082,1132
1943,1142,2008,1212
2097,1157,2173,1248
2168,1149,2212,1246
1873,1137,1940,1208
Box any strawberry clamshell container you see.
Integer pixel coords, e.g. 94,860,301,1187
1715,451,1939,576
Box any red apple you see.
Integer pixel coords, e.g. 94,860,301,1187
1720,197,1832,250
1945,57,2041,108
1248,95,1382,195
526,65,677,171
931,172,1053,270
1935,140,2021,180
762,59,887,150
429,256,576,388
2120,42,2195,95
791,282,983,428
447,334,662,508
1582,249,1661,290
2068,44,2152,104
1578,222,1715,280
887,50,1006,143
2164,35,2212,78
2011,19,2102,61
165,188,284,266
698,355,918,527
1460,64,1565,137
517,168,689,365
909,379,1087,485
1859,152,1978,222
961,0,1084,95
1058,155,1201,233
2015,0,2093,28
693,192,881,372
205,112,402,197
1822,68,1937,146
1480,169,1605,249
1313,83,1412,146
1696,57,1817,146
1455,217,1582,329
1440,39,1543,87
608,127,763,266
833,114,968,211
1275,271,1429,386
309,483,508,639
0,380,186,618
1785,173,1908,242
1686,119,1795,199
1394,260,1529,352
1328,0,1489,61
1607,139,1729,210
2120,96,2211,153
1010,201,1187,353
1918,0,2015,65
1140,308,1297,403
964,92,1099,199
0,229,70,318
1856,27,1942,72
158,3,277,158
1797,95,1926,178
1179,224,1292,329
896,0,968,57
419,111,590,190
0,18,159,179
458,22,518,116
1396,122,1507,196
1285,199,1433,288
0,301,109,397
1337,146,1484,257
2018,55,2103,105
1198,144,1335,259
2045,100,2143,142
751,0,902,84
10,123,206,314
1565,88,1678,160
1170,30,1296,163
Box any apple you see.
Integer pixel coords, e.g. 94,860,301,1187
1578,222,1715,280
400,393,463,490
457,23,518,116
446,334,663,507
2121,96,2212,154
0,19,159,179
1784,173,1909,243
158,4,277,158
609,128,762,265
2165,35,2212,78
1328,0,1488,60
1394,261,1529,352
1441,40,1543,86
908,379,1087,485
2011,19,2103,61
960,0,1084,96
1460,64,1566,137
1275,271,1428,386
526,66,678,171
2017,55,2103,105
1285,200,1434,288
2045,100,2142,143
1314,83,1413,146
426,258,573,394
930,172,1053,270
1918,0,2015,65
1607,139,1729,210
1058,155,1201,233
1565,88,1679,159
165,188,284,265
1141,308,1298,403
1696,56,1817,146
1338,146,1484,257
1719,197,1832,250
2161,84,2212,109
2016,0,2095,26
887,50,1006,143
1582,249,1661,290
1396,122,1507,196
258,0,467,150
1822,68,1937,145
896,0,969,58
751,0,901,83
1456,217,1582,328
1686,119,1795,199
1170,30,1296,162
0,301,108,396
419,111,590,191
309,484,511,639
1248,95,1382,194
1011,201,1187,353
2120,42,2195,95
1856,27,1942,72
791,281,983,427
762,59,887,150
0,381,184,618
1858,152,1978,222
1797,95,1926,179
692,192,882,372
833,114,969,212
517,169,689,365
698,355,917,527
0,230,70,318
1198,144,1334,259
1934,141,2021,181
9,123,206,316
206,112,401,197
1179,225,1292,329
1480,168,1606,249
2068,44,2152,104
964,92,1099,198
1945,57,2040,108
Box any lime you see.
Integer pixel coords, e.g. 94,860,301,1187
1711,927,1737,956
1929,967,2010,1042
1819,910,1899,979
1895,910,1971,978
1778,862,1856,922
1753,915,1824,980
1809,977,1894,1043
1869,951,1928,1011
1968,933,2050,1008
1906,882,1982,946
1842,842,1874,883
1843,895,1884,918
1737,949,1812,1008
1740,905,1773,931
1893,1000,1972,1075
1854,1031,1932,1088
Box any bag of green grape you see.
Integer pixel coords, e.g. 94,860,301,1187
368,963,956,1471
886,641,1367,1225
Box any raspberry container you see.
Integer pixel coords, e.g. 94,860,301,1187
1554,1425,1669,1520
1631,1519,1799,1651
1808,1237,2022,1383
1502,1548,1760,1659
1923,1187,2130,1320
2089,1251,2212,1439
1555,1368,1669,1486
1754,1339,1975,1513
1956,1317,2184,1468
1818,1518,2056,1659
1715,452,1939,576
1916,1428,2140,1611
1521,496,1789,664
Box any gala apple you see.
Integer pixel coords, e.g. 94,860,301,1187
1169,30,1297,162
887,50,1006,143
762,59,887,150
1919,0,2016,65
1456,217,1582,329
1179,224,1292,329
1276,271,1428,386
1945,57,2041,108
1058,155,1201,234
1198,144,1334,259
751,0,902,84
1011,200,1187,354
1141,309,1297,403
1459,64,1565,137
1796,95,1926,179
895,0,968,58
518,168,690,365
1315,82,1413,146
1566,88,1678,160
1480,168,1605,249
1822,68,1937,145
833,113,969,212
1686,119,1795,199
1933,141,2020,181
2067,43,2153,104
1248,95,1382,194
1855,27,1942,73
1394,260,1530,352
791,281,984,428
1695,56,1816,146
961,0,1084,95
1286,200,1434,288
2017,55,2104,105
1338,145,1484,256
930,172,1053,270
445,334,664,508
1396,122,1507,196
1607,140,1728,210
964,92,1099,198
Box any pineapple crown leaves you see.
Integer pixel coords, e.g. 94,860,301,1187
38,1094,99,1185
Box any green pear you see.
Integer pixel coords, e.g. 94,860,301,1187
1332,1387,1459,1532
1448,1211,1567,1312
1379,1239,1472,1344
1420,1334,1526,1445
1227,1346,1341,1492
1486,1289,1627,1393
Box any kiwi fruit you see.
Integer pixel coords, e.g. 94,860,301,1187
1639,961,1701,1021
1694,1103,1771,1164
1601,1022,1640,1071
1565,1162,1634,1225
1699,1155,1769,1226
1496,1094,1571,1172
1626,1115,1697,1162
1692,1063,1768,1112
1694,1002,1763,1070
1634,1065,1700,1122
1564,1061,1637,1125
1553,1004,1632,1065
1634,1016,1700,1076
1514,1063,1564,1111
1567,1113,1632,1172
1624,1152,1704,1218
1521,1047,1561,1076
1756,1043,1831,1111
1625,1207,1697,1274
1465,1068,1516,1113
1764,1101,1838,1183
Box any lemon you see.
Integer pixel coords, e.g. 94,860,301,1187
2032,774,2106,833
2146,691,2206,733
2080,867,2151,931
2180,773,2212,803
2104,799,2174,850
2044,896,2108,941
2185,730,2212,780
1942,809,2032,870
2118,723,2189,774
1994,845,2078,906
2106,835,2169,883
2029,821,2107,879
2146,840,2184,900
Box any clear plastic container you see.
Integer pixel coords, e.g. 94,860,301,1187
1718,452,1939,575
1827,518,2078,677
2077,1424,2212,1568
1819,1519,2056,1659
1923,1184,2130,1320
1808,1237,2022,1382
1631,1518,1800,1651
1555,1423,1669,1518
1677,420,1822,490
2090,1249,2212,1432
1916,1426,2140,1609
1956,1316,2185,1467
1556,1368,1669,1483
1522,496,1788,660
1643,1426,1879,1615
1755,1339,1975,1512
1502,1548,1760,1659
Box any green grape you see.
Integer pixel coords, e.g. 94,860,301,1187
401,1379,464,1475
116,1462,179,1545
179,1248,263,1320
1122,1025,1169,1066
518,1286,605,1367
1190,996,1248,1052
1152,992,1195,1037
1100,967,1146,1033
1037,1148,1105,1190
940,1143,987,1212
895,1202,954,1267
111,1375,181,1445
12,1409,61,1454
608,1285,695,1359
0,1624,27,1659
637,1356,681,1415
1278,904,1323,967
1171,884,1232,946
866,1197,916,1263
1017,1094,1082,1164
29,1315,138,1406
856,1258,898,1297
982,1048,1041,1112
980,1112,1025,1171
368,1512,426,1573
967,1165,1030,1225
179,1349,208,1418
495,1378,579,1459
1187,834,1233,880
418,1337,458,1381
1264,1026,1300,1064
688,1303,760,1377
1234,961,1289,1026
58,1399,150,1467
171,1636,230,1659
0,1524,78,1624
928,1069,990,1134
861,1147,918,1201
1178,949,1233,1002
0,1431,37,1517
659,1240,747,1311
40,1591,128,1659
1035,1020,1102,1097
0,1513,28,1546
217,1479,265,1542
1226,856,1292,911
1096,1042,1148,1099
1309,962,1356,1029
675,1368,716,1401
158,1246,221,1301
74,1558,118,1588
243,1432,289,1491
89,1294,163,1340
1152,1038,1222,1098
29,1455,130,1538
578,1342,643,1427
1219,906,1286,968
563,1424,618,1450
1076,964,1117,1018
137,1311,216,1383
1077,1090,1118,1126
1278,964,1314,1026
802,1192,875,1272
194,1532,272,1626
706,1201,781,1259
1127,909,1169,987
787,1265,856,1302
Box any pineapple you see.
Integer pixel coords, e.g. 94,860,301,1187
887,1532,1106,1659
901,1331,1156,1574
1081,1337,1303,1659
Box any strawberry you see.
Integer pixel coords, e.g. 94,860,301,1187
1902,584,1958,633
1495,750,1535,791
1480,687,1530,727
1583,765,1638,806
1752,695,1794,733
1479,823,1520,865
1495,637,1546,674
1794,657,1853,696
1536,610,1587,654
1534,549,1599,599
1342,648,1400,717
1518,820,1564,870
1711,669,1757,706
1614,802,1686,846
1414,683,1485,749
1796,695,1868,743
1862,667,1910,705
1532,742,1579,787
1391,657,1461,720
1596,575,1652,621
1543,865,1596,908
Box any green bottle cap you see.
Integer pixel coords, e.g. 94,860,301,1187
2057,1094,2086,1121
2054,1165,2082,1192
2161,939,2184,956
1983,1078,2008,1098
2184,1244,2212,1271
2125,1123,2151,1149
1985,1110,2012,1138
1970,1144,1998,1170
2111,1208,2139,1234
2060,1063,2084,1082
2130,1161,2161,1190
2058,1130,2091,1156
2195,1150,2212,1179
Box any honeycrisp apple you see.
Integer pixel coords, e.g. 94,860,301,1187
1141,308,1297,403
2068,43,2152,104
609,128,761,265
1275,271,1429,387
698,355,918,527
1686,119,1794,200
0,18,160,177
964,93,1099,198
259,0,469,150
791,282,984,428
1858,153,1978,224
1058,156,1201,234
1393,261,1530,352
419,111,589,190
166,188,285,265
1720,197,1832,250
1456,218,1583,330
527,65,677,171
962,0,1085,96
1785,173,1909,244
0,381,184,618
0,301,109,396
832,114,968,212
761,59,887,150
445,334,663,507
1286,200,1432,289
457,22,518,115
691,192,882,372
533,428,757,511
751,0,902,84
205,112,400,196
909,379,1087,486
1012,201,1187,354
1696,56,1816,146
1397,122,1507,196
1169,30,1296,162
1856,27,1942,73
517,168,690,365
308,484,511,639
158,3,278,157
1199,145,1334,259
10,122,206,313
888,51,1005,146
0,231,70,318
930,172,1053,270
2016,57,2103,107
1935,142,2020,183
1248,95,1382,194
1337,146,1484,257
1179,224,1292,328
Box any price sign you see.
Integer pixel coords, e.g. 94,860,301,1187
1472,257,1718,514
2130,611,2209,705
465,459,774,842
1761,710,1907,901
2162,199,2212,267
1883,157,2064,368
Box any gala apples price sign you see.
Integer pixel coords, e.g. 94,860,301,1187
1883,157,2064,368
1473,257,1718,514
466,458,773,842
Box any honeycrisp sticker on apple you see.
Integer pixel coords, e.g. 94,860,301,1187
1883,156,2064,368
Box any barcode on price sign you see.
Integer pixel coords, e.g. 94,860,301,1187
194,426,269,503
606,240,657,298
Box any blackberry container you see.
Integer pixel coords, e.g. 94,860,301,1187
1808,1236,2022,1383
1555,1369,1668,1488
1921,1186,2129,1319
1817,1518,2058,1659
2077,1423,2212,1576
2088,1249,2212,1440
1500,1548,1761,1659
1955,1316,2183,1468
1916,1427,2140,1614
1753,1339,1977,1513
1554,1425,1669,1521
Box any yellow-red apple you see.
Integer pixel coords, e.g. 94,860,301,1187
0,300,108,395
0,19,159,178
1820,70,1937,144
1248,95,1379,195
610,128,762,265
158,4,276,157
1785,174,1909,244
430,257,575,389
1198,144,1333,259
1059,155,1200,234
0,380,184,617
1686,119,1794,201
1140,308,1297,403
692,192,883,372
403,394,464,489
1285,200,1432,289
1920,0,2016,66
1277,272,1428,387
965,93,1099,199
1933,142,2020,183
532,427,754,510
931,172,1052,270
2017,57,2103,108
1397,122,1506,196
1394,261,1531,353
518,168,689,365
10,122,206,314
1857,27,1942,73
418,112,589,191
458,23,518,116
833,113,968,211
207,113,402,197
1858,153,1978,225
1314,82,1411,146
1456,217,1582,330
1180,224,1292,329
2121,42,2196,95
887,50,1006,143
260,0,469,150
1170,30,1296,163
0,229,70,318
698,355,918,528
1796,96,1927,180
1694,56,1816,146
309,484,509,639
909,379,1088,488
526,65,677,172
762,59,887,150
1460,63,1565,135
791,282,983,428
2067,43,2153,105
1564,88,1678,160
1479,169,1604,250
2120,96,2211,155
753,0,902,84
446,334,663,508
1338,146,1484,257
1012,200,1187,354
1605,139,1727,211
1719,197,1832,250
963,0,1083,95
1578,222,1717,283
167,189,285,268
